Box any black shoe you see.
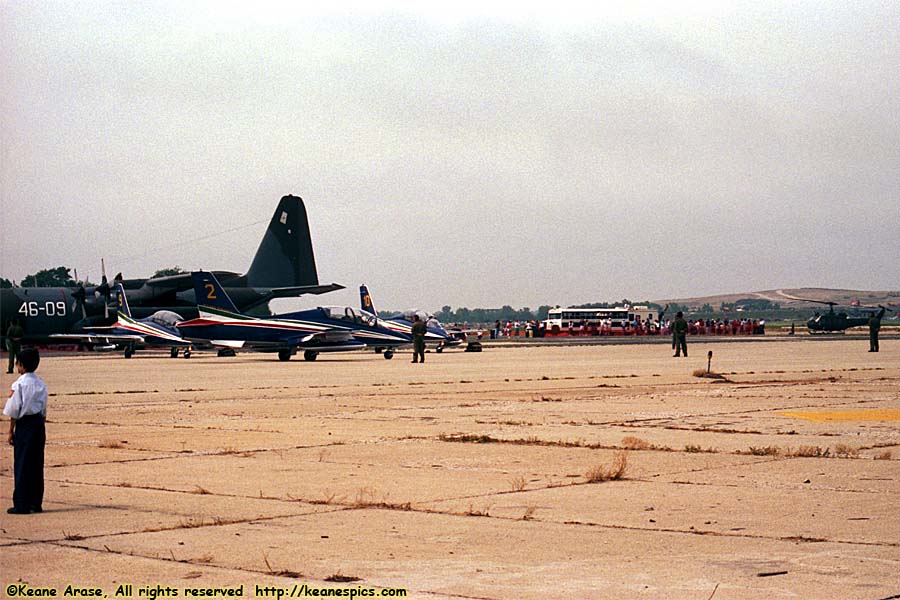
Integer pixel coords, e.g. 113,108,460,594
31,506,42,513
7,507,30,514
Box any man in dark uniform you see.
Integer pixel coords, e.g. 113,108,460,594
869,305,886,352
6,319,24,374
672,311,688,357
411,314,427,363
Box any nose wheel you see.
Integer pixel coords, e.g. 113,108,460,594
383,350,394,359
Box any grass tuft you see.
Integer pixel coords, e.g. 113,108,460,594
325,573,361,583
833,444,859,458
785,446,829,458
747,446,780,456
621,436,651,450
585,451,628,483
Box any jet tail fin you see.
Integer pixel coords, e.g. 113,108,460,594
360,284,378,317
192,271,241,314
245,195,320,288
115,283,132,318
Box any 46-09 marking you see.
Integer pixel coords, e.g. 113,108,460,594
18,301,67,317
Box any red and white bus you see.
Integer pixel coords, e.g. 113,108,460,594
543,306,659,336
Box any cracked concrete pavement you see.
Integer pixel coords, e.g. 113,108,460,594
1,338,897,599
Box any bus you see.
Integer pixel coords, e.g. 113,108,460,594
543,306,660,335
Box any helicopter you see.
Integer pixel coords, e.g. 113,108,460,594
805,300,886,333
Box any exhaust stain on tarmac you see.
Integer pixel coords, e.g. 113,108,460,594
778,409,900,422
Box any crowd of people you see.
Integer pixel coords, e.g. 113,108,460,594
484,317,769,338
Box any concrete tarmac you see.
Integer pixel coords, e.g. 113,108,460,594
1,338,897,599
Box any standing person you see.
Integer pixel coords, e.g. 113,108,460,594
672,311,688,357
4,348,47,514
411,314,427,364
6,318,24,374
493,320,501,340
869,305,886,352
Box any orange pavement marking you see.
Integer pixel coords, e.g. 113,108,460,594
778,409,900,422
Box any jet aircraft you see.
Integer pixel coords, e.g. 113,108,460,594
51,284,192,358
359,284,461,352
1,195,342,344
177,272,411,361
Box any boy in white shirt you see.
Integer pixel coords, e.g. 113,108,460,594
4,348,47,514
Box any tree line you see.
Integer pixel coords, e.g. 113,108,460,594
1,266,187,289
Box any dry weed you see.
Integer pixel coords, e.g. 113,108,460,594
874,450,892,460
98,440,124,449
622,436,651,450
326,573,361,583
439,433,494,443
510,476,526,492
833,444,859,458
786,446,829,458
585,451,628,483
747,446,780,456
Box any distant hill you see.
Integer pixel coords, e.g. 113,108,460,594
654,288,900,310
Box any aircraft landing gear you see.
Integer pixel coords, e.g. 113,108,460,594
170,347,179,358
303,350,318,361
124,348,134,359
383,350,394,360
217,348,236,357
435,343,444,353
183,349,192,359
278,349,292,361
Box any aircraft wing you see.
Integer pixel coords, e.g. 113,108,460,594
240,283,345,310
209,340,246,349
299,329,356,344
50,333,145,344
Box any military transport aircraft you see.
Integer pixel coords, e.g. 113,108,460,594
359,284,461,352
177,272,411,361
1,195,342,344
51,284,192,358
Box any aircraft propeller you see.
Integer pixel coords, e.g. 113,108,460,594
71,269,88,319
93,258,112,319
70,261,115,320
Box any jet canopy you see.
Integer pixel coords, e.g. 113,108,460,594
147,310,183,328
400,309,433,322
319,306,377,327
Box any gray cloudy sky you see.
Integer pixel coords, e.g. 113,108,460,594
2,1,898,312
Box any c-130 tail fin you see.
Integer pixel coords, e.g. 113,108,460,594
245,195,319,288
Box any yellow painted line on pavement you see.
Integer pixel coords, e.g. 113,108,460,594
778,409,900,422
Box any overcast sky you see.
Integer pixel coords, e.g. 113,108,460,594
2,1,898,312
